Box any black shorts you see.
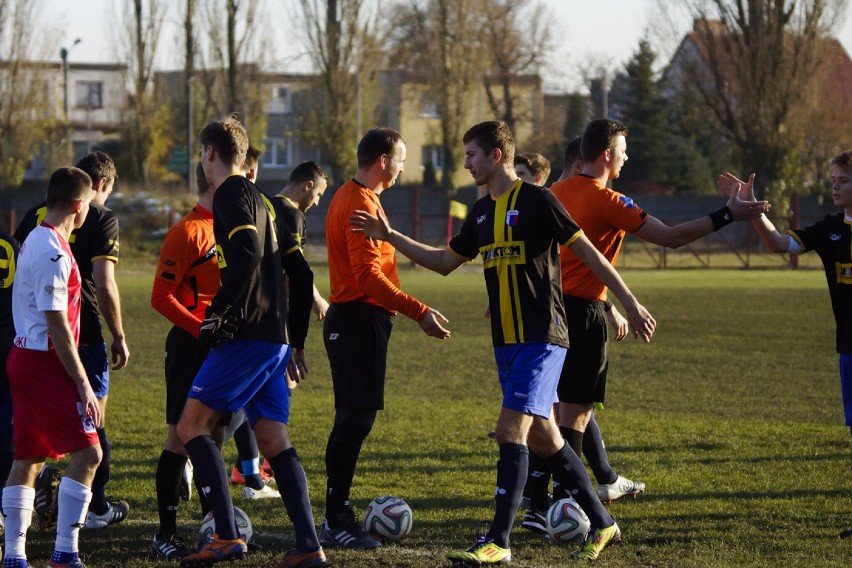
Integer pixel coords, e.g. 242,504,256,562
324,302,394,410
557,295,608,405
164,326,210,424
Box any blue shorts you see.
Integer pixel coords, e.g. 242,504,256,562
188,339,291,425
494,342,567,419
840,354,852,427
79,342,109,399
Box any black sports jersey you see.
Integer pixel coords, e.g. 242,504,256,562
449,180,583,347
271,195,307,247
789,214,852,353
213,175,312,347
0,230,18,342
15,201,119,345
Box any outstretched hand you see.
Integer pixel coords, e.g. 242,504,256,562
418,308,451,339
718,172,768,220
349,210,392,241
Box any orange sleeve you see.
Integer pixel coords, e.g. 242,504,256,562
151,223,204,337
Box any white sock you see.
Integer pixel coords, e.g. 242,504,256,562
2,485,34,560
54,477,92,553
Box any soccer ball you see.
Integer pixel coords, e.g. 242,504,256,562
546,498,590,543
362,495,413,542
199,506,253,543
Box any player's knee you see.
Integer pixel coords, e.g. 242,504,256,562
331,409,376,447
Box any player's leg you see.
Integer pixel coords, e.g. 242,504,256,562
52,445,102,567
321,303,389,550
79,342,128,529
585,412,645,503
4,460,42,566
839,353,852,538
231,417,278,499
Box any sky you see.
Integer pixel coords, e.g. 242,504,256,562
38,0,852,92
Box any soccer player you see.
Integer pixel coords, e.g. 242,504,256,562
321,127,450,551
271,160,330,323
3,167,101,568
718,153,852,539
349,120,655,562
149,162,223,560
177,116,325,568
226,145,281,502
14,152,129,532
514,152,551,186
549,119,769,510
0,228,18,489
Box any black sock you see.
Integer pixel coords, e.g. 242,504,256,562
89,427,111,514
233,421,263,489
324,436,361,523
583,416,617,485
487,443,528,549
523,452,551,511
268,448,320,552
559,425,584,457
546,443,612,529
155,450,187,536
194,473,211,517
185,435,237,540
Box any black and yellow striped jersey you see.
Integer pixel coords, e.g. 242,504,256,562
789,213,852,353
449,180,583,347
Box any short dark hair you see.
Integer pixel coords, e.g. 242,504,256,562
242,145,261,173
581,119,628,164
463,121,514,165
199,115,249,167
562,137,582,170
195,162,211,195
514,152,551,182
289,161,328,186
75,151,117,184
46,167,92,210
357,127,404,168
830,151,852,172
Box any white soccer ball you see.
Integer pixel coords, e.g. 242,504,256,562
362,495,413,542
546,498,590,543
199,506,253,543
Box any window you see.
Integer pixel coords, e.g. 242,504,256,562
420,94,439,118
267,84,291,114
75,81,103,108
262,137,291,167
422,144,444,170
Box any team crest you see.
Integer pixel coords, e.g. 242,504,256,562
830,233,841,241
506,210,519,226
618,195,636,209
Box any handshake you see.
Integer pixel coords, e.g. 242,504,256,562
199,305,243,348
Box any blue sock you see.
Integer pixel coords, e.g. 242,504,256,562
546,443,613,529
185,435,238,540
488,443,528,549
268,448,320,552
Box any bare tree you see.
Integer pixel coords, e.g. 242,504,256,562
0,0,55,189
480,0,553,133
115,0,166,181
389,0,485,190
296,0,381,183
672,0,846,194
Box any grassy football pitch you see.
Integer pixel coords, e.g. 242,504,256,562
23,265,852,567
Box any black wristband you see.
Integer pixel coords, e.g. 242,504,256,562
708,206,733,231
604,300,613,312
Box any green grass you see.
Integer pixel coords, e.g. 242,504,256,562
24,264,852,567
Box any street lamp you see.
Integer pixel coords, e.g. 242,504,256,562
60,38,81,119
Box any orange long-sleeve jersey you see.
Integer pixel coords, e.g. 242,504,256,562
325,179,429,321
151,205,220,336
551,175,647,301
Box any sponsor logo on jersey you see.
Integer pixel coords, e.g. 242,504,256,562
328,333,339,340
506,209,519,226
477,214,487,224
43,285,67,295
481,241,526,269
619,195,636,209
50,254,62,262
837,262,852,284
